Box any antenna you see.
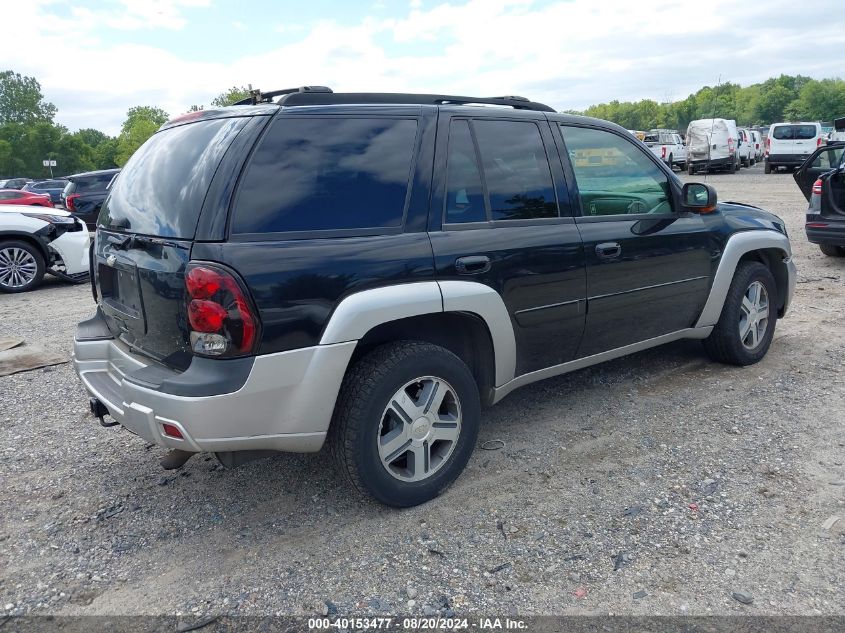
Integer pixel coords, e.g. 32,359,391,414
705,75,722,182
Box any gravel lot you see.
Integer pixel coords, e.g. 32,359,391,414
1,164,843,618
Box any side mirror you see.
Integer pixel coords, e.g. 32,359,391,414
682,182,718,213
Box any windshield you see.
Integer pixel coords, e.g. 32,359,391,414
99,117,247,238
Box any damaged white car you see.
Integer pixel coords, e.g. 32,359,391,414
0,205,90,293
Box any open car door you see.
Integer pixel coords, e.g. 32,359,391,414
795,142,845,201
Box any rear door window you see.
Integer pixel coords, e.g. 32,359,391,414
232,117,418,236
472,120,558,221
772,125,819,141
101,118,248,238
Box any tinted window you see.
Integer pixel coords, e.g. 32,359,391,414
561,125,673,217
75,173,116,193
772,125,818,140
812,147,844,169
472,120,557,221
101,118,246,237
444,120,486,224
233,117,418,235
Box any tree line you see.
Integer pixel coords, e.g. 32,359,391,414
0,70,249,179
570,75,845,132
3,69,844,179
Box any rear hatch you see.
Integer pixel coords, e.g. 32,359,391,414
687,126,711,160
95,116,251,370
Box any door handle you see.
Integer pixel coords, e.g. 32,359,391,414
455,255,491,275
595,242,621,259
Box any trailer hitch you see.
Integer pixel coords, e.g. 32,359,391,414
89,397,119,427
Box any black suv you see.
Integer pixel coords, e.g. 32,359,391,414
73,87,796,507
61,168,119,230
795,137,845,256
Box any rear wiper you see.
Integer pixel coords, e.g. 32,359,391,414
107,233,181,250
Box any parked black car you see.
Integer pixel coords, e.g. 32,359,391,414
796,141,845,256
73,87,796,507
22,179,69,204
61,169,119,230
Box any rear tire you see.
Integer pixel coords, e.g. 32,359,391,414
0,240,45,293
329,341,481,507
819,244,845,257
764,161,772,174
703,262,777,366
688,163,695,175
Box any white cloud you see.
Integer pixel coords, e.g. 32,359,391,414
3,0,844,134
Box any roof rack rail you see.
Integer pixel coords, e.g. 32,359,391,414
273,90,555,112
232,85,333,106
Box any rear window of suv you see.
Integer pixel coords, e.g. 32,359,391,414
772,125,818,140
100,118,248,238
231,117,418,236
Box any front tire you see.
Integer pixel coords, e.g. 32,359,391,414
329,341,481,507
820,244,845,257
0,240,45,293
703,262,777,366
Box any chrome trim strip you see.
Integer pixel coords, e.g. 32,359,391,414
588,276,708,301
514,298,582,315
491,326,713,403
695,230,793,328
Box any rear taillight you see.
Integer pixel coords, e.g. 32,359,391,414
817,137,823,147
65,193,80,211
185,262,259,357
661,146,666,159
728,138,735,154
812,179,823,196
765,137,770,156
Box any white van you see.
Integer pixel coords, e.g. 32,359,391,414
686,118,740,174
737,128,754,167
750,130,764,161
765,122,823,174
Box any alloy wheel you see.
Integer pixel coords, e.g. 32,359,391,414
0,247,38,289
377,376,462,482
739,280,769,350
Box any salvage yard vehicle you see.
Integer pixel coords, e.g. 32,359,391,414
738,128,755,167
0,189,54,207
60,169,120,230
686,118,740,174
765,122,823,174
643,130,686,170
0,206,90,292
750,130,764,162
796,141,845,256
73,87,796,507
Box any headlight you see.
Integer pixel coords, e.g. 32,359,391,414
22,213,76,225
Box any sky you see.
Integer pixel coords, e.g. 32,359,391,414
4,0,844,135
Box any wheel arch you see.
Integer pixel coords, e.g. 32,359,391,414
0,231,50,262
695,230,794,327
737,248,791,317
319,280,517,399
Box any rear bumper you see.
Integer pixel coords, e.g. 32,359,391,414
73,312,356,454
805,221,845,246
766,154,810,167
689,156,733,169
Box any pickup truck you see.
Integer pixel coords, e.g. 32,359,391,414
644,131,687,170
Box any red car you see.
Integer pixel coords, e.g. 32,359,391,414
0,189,53,207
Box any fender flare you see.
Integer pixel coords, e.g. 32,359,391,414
319,280,517,387
695,229,793,328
